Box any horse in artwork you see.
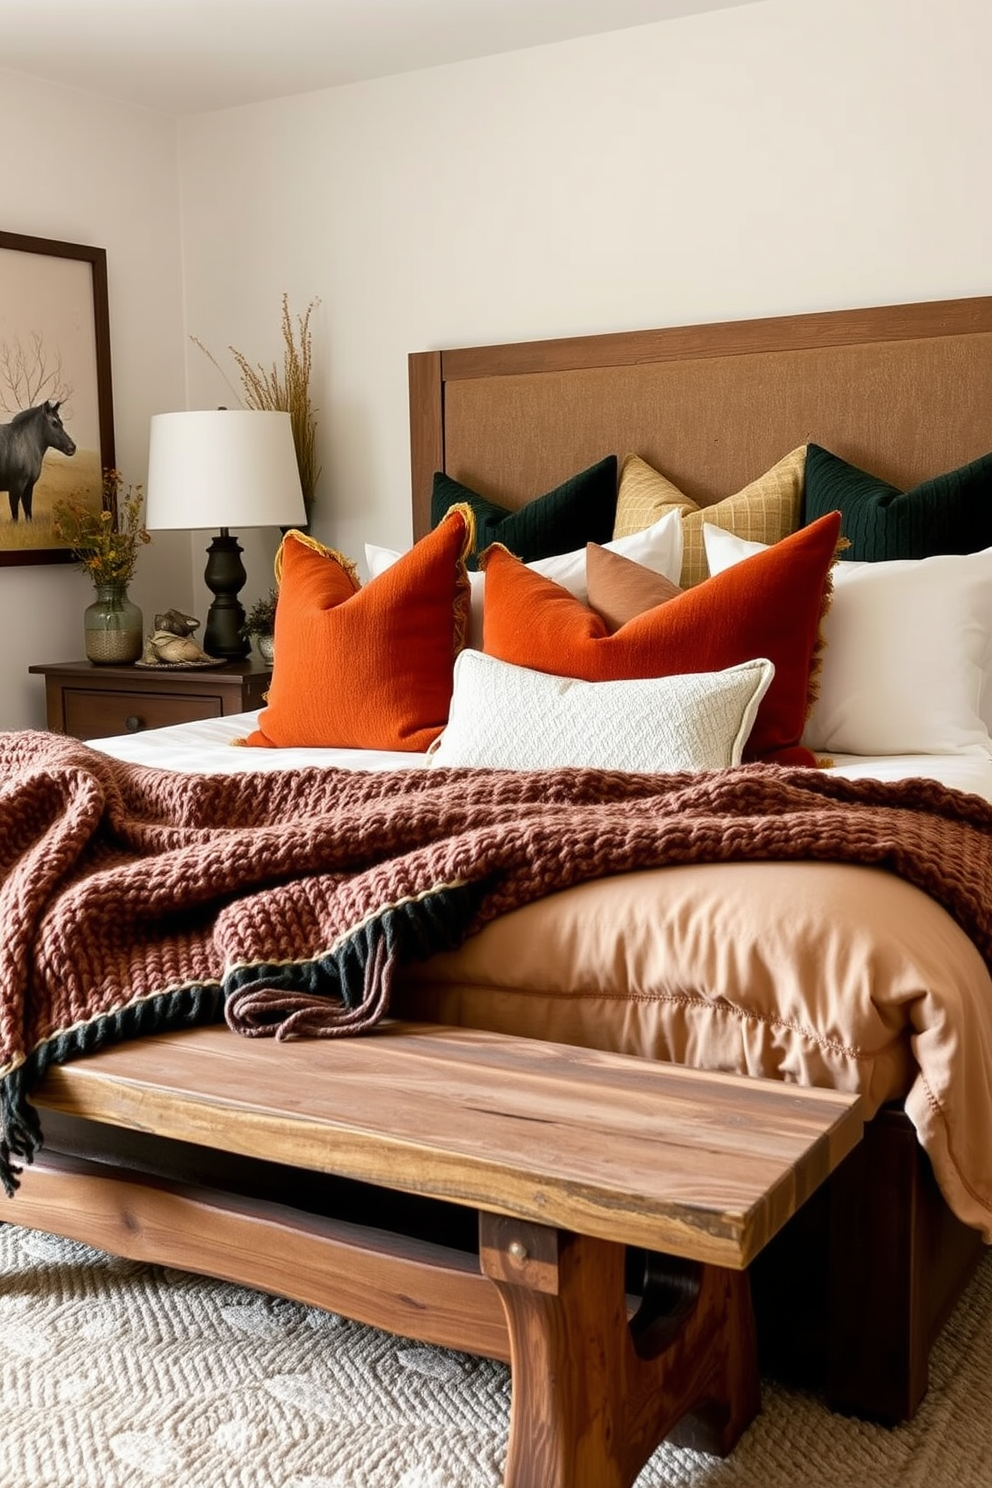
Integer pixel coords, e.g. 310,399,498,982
0,401,77,521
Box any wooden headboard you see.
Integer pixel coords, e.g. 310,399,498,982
408,296,992,540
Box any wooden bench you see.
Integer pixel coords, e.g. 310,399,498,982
11,1022,862,1488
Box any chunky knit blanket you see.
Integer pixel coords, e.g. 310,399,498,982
4,728,992,1196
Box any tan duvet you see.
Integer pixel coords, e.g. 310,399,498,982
395,859,992,1241
86,716,992,1241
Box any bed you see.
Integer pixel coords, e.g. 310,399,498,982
7,292,992,1432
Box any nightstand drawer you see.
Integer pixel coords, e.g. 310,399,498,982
29,659,272,739
63,688,222,739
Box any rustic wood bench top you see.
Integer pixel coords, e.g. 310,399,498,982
25,1021,864,1487
35,1019,861,1270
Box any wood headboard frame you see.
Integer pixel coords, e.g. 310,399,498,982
408,296,992,540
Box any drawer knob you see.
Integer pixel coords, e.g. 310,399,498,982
124,714,144,733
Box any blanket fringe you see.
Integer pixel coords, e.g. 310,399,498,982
0,983,226,1198
225,926,396,1039
224,881,484,1041
0,1067,41,1198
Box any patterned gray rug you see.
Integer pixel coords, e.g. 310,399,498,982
1,1222,989,1488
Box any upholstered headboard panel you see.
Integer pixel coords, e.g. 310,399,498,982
408,297,992,539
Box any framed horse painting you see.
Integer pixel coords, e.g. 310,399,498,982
0,230,116,567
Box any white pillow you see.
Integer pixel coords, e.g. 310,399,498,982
365,509,683,649
427,649,774,773
703,524,992,758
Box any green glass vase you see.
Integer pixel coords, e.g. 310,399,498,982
84,583,144,665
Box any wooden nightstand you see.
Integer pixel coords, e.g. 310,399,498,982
29,658,273,740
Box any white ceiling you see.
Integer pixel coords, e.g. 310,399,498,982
0,0,769,115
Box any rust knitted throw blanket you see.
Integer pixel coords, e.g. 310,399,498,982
3,728,992,1195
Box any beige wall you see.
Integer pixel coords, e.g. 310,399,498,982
0,71,191,729
2,0,989,730
178,0,991,570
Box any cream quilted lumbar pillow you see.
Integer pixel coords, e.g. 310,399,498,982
614,446,807,588
428,649,774,773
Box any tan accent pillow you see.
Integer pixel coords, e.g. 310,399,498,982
585,542,682,633
614,446,807,588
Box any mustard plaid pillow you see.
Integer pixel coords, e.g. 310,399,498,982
614,446,807,587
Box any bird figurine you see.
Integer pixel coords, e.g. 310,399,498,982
154,608,201,637
141,631,215,666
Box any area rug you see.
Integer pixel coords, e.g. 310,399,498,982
0,1223,989,1488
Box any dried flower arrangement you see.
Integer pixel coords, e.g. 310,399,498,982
192,296,321,524
52,469,151,588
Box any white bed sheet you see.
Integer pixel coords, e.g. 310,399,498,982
90,710,426,774
90,709,992,803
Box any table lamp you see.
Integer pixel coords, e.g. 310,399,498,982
145,409,307,660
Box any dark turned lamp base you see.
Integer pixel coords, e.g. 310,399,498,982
202,529,250,660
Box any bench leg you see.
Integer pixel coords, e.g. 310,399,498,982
479,1216,760,1488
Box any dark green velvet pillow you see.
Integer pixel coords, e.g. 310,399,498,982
803,443,992,560
431,456,618,569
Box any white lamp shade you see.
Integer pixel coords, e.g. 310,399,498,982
145,409,307,530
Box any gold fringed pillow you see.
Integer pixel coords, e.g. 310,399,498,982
243,507,473,752
614,446,807,588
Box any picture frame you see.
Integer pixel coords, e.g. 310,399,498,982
0,229,116,567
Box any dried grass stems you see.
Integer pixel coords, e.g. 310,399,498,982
192,296,321,520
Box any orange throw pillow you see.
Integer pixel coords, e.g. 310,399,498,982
481,510,841,765
244,507,473,752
